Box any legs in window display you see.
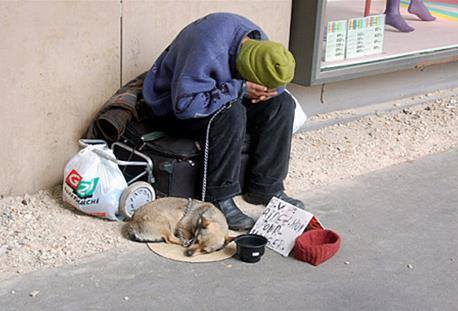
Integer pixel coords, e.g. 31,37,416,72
385,0,436,32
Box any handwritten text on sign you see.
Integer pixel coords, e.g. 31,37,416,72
250,197,314,256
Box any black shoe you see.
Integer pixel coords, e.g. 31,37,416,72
213,198,255,231
243,191,305,210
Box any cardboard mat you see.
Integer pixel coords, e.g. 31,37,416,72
147,241,237,263
147,230,245,263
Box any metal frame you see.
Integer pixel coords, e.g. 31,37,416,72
111,142,155,185
289,0,458,86
78,139,154,185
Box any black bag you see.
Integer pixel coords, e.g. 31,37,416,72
113,119,249,199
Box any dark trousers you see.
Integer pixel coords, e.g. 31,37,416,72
158,92,295,202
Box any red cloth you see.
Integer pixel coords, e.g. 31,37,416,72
306,216,324,231
293,229,341,266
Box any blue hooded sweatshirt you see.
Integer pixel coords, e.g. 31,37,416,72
142,13,270,120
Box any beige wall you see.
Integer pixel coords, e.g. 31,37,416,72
0,1,120,196
122,0,292,83
0,0,292,195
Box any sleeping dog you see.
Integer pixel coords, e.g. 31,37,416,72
124,197,234,256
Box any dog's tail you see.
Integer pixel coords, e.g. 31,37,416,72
122,222,164,243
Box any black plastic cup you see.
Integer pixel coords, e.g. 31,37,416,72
234,234,268,263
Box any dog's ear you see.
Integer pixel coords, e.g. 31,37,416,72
194,216,203,233
224,235,235,246
193,215,206,237
201,215,211,228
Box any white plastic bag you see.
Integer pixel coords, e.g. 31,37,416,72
62,140,127,220
285,89,307,134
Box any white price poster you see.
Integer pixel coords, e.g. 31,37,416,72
346,17,367,59
325,20,347,62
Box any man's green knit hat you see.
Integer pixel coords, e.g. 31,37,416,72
236,39,296,89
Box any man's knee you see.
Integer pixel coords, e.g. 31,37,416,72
276,92,296,117
261,91,295,121
217,101,247,127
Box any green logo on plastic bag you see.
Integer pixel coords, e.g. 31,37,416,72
76,178,99,198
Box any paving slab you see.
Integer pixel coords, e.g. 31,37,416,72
1,149,457,311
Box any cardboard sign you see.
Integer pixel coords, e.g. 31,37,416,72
249,197,315,256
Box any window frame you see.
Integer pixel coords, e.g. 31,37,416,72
289,0,458,86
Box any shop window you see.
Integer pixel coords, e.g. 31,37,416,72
290,0,458,85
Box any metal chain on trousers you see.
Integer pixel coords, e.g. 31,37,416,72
201,100,235,202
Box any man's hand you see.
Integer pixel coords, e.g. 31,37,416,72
246,81,277,103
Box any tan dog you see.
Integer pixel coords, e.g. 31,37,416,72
124,197,234,256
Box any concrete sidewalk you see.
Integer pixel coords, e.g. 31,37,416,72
1,149,457,311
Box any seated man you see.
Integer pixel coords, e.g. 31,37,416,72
142,13,304,231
